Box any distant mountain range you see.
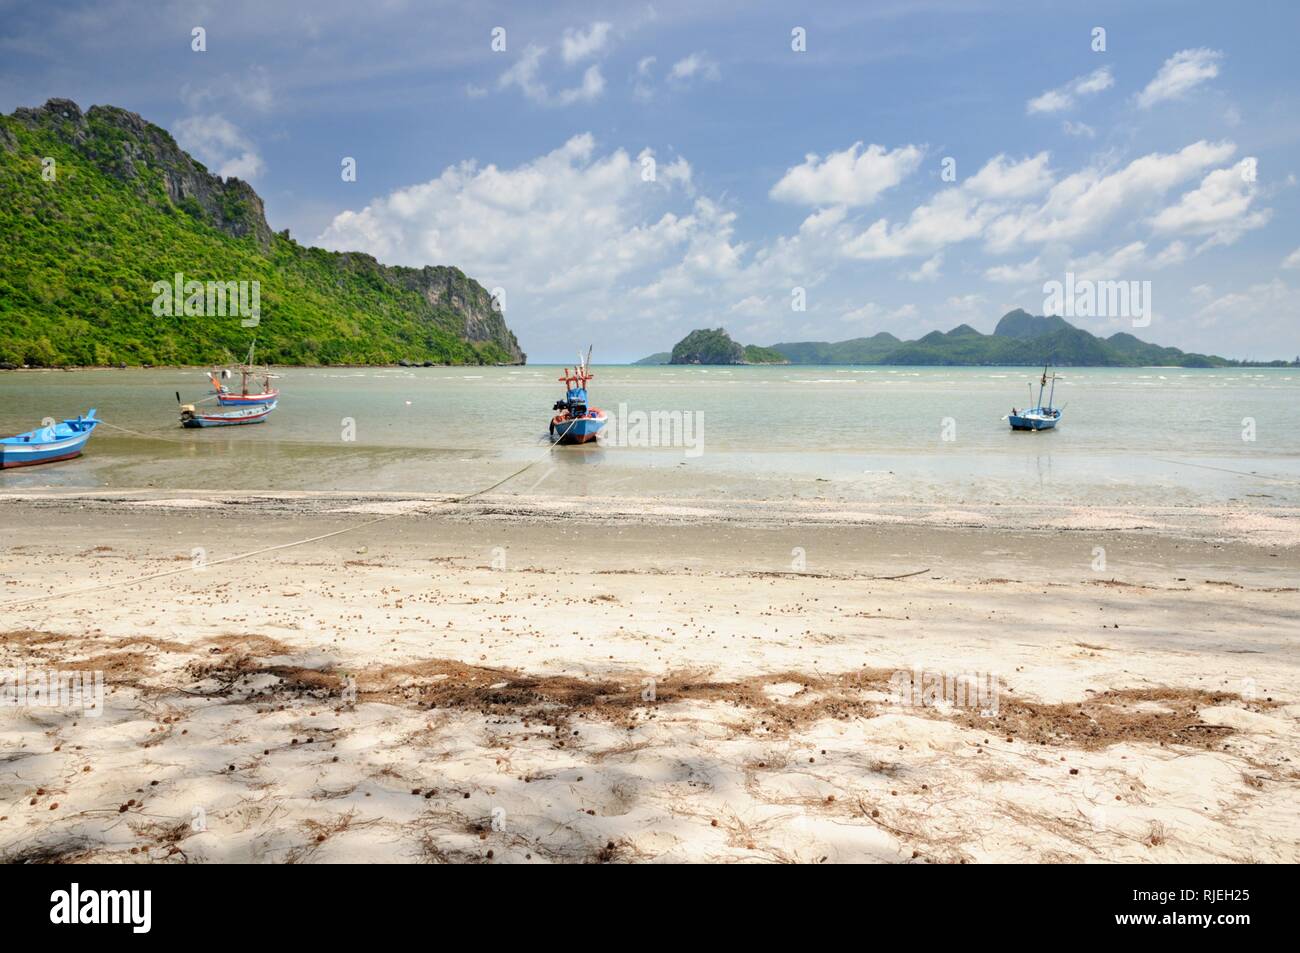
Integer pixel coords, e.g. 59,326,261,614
635,311,1297,367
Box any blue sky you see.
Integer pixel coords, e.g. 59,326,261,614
3,0,1299,361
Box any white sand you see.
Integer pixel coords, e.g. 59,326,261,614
1,495,1297,863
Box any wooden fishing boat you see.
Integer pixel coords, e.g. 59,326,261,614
549,348,607,444
180,401,276,428
210,341,280,406
0,409,99,468
1006,366,1063,431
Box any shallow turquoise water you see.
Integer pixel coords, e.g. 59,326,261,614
1,365,1297,506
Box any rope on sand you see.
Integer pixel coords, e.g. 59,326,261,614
1151,457,1300,486
0,515,402,609
453,416,581,502
0,417,586,609
95,420,190,442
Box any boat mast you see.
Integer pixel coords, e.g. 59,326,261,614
242,340,256,396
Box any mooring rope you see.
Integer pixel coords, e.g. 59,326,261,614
0,415,589,609
95,420,191,442
453,415,583,502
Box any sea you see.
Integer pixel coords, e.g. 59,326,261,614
1,365,1297,508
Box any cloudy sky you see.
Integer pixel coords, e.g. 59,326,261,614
3,0,1299,361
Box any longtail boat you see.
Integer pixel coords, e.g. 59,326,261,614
210,341,279,406
180,400,276,428
0,410,99,468
549,347,607,444
1005,366,1063,431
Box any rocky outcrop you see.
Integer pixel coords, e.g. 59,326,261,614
402,265,523,362
333,254,525,363
670,328,746,364
11,99,273,248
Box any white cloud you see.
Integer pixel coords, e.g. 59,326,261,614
1067,240,1187,280
903,253,943,282
499,45,605,106
668,52,720,83
840,302,917,326
1149,158,1270,247
634,53,718,100
1137,48,1222,108
965,152,1053,199
838,140,1241,272
180,67,273,114
1151,241,1191,268
631,56,657,100
561,22,612,64
637,147,693,191
844,187,992,260
1027,67,1113,114
316,134,734,339
729,295,771,317
174,114,263,180
842,153,1050,260
840,302,883,323
985,140,1236,251
770,142,923,208
1183,279,1300,357
798,205,847,235
1283,247,1300,270
498,45,548,102
946,294,986,318
558,65,606,105
1062,120,1095,138
1193,279,1299,333
984,257,1043,284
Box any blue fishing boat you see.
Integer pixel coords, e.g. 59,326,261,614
549,347,607,444
180,400,276,428
1006,367,1062,431
0,410,99,469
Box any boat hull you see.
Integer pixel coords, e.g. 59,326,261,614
1008,414,1059,431
214,390,279,406
550,411,607,444
0,411,98,469
0,438,90,468
182,402,276,428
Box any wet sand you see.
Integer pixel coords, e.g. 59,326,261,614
1,492,1297,863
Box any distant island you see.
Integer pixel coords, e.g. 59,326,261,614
635,311,1298,367
661,328,788,365
632,351,672,366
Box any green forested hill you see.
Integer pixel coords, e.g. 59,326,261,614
666,328,788,364
670,328,745,364
632,351,672,365
0,99,524,367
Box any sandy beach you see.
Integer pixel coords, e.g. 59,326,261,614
1,491,1297,863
